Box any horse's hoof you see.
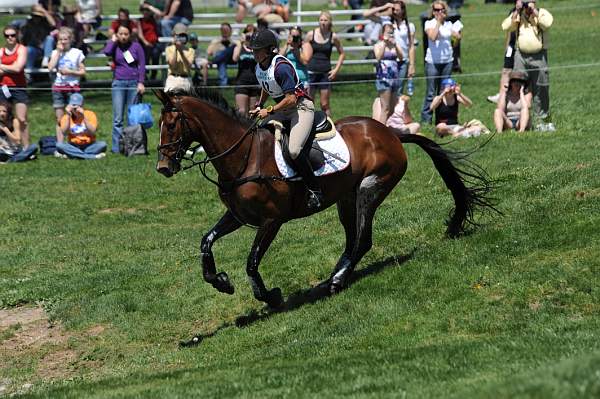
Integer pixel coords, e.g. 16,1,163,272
265,287,284,309
212,272,235,295
329,281,343,295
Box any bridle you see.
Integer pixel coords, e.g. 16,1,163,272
158,99,281,192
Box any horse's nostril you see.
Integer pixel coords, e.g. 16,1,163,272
157,166,173,178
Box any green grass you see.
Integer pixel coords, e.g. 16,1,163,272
1,1,600,398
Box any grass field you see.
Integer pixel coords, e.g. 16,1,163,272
1,1,600,397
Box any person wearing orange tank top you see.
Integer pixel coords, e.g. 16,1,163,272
0,26,29,147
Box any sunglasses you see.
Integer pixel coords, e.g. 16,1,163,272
4,33,17,38
433,8,445,12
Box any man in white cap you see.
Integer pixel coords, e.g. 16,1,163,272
55,93,106,159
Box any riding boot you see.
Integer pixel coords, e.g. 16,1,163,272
294,152,324,210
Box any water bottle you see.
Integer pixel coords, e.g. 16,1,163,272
407,78,414,96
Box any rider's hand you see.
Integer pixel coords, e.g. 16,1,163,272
249,107,261,117
257,108,270,119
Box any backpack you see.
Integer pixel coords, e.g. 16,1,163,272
38,136,57,155
119,124,148,157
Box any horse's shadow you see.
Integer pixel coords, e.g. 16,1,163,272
180,250,415,348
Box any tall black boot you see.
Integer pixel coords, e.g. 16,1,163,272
294,152,324,210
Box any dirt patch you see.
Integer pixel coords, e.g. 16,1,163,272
0,306,98,393
0,306,69,351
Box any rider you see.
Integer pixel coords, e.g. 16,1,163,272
249,29,324,210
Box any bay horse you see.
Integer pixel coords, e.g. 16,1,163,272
155,89,495,308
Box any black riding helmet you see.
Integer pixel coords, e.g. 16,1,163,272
249,29,278,51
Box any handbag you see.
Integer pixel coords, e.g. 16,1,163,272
127,95,154,129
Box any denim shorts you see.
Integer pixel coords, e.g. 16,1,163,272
52,89,80,108
0,87,29,104
308,71,331,91
375,79,399,93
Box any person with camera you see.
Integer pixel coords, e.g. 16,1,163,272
164,23,195,94
420,0,463,124
232,24,260,116
429,78,478,138
502,0,553,132
373,21,403,124
0,101,38,163
249,29,323,211
55,93,106,160
48,27,86,142
279,26,311,90
207,22,236,86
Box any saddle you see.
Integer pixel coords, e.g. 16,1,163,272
263,111,336,171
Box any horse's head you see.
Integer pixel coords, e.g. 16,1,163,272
155,90,190,177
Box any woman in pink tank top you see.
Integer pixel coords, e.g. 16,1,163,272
0,26,29,146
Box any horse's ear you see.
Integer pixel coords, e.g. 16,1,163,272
154,89,171,106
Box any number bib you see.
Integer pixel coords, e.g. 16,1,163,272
255,55,301,101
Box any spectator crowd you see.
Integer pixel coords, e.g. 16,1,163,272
0,0,556,163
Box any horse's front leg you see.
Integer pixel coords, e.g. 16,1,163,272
201,211,242,294
246,220,284,308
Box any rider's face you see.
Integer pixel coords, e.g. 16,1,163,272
252,47,270,66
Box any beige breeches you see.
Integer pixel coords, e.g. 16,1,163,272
277,98,315,159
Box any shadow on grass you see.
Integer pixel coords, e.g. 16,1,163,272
180,250,415,348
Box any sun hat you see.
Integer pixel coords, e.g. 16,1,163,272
173,23,188,35
68,93,84,106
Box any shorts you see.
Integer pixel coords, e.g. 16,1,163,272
51,87,80,108
375,79,400,93
234,84,261,97
509,116,520,128
0,87,29,104
308,71,331,91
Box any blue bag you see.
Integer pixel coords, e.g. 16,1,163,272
128,96,154,129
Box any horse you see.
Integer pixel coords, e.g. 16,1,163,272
155,89,496,308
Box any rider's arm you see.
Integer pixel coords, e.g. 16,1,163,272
272,92,297,113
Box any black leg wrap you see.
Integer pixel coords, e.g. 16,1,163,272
265,287,284,309
210,271,235,295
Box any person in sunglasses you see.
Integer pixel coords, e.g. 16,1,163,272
420,0,463,124
0,26,30,149
164,23,195,94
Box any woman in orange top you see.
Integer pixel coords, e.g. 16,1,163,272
0,25,29,147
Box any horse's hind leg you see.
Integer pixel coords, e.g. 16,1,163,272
329,174,397,294
329,191,357,294
201,211,242,294
246,220,284,308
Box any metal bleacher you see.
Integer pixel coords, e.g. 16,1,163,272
25,7,378,78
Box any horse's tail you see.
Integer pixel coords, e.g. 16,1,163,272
393,131,500,237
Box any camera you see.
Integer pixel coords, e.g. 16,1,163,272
176,34,188,45
522,1,530,9
292,35,301,44
244,33,252,42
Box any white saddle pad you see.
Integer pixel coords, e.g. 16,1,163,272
274,130,351,178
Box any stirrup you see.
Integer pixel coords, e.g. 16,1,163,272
307,189,323,210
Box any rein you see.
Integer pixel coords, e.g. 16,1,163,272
159,101,288,194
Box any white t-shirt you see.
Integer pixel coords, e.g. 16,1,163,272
424,19,463,64
393,21,416,63
53,48,85,87
77,0,99,22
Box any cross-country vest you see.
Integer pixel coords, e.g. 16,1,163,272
255,55,307,102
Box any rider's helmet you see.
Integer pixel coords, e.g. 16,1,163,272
249,29,278,52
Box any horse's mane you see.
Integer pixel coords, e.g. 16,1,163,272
189,87,254,128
